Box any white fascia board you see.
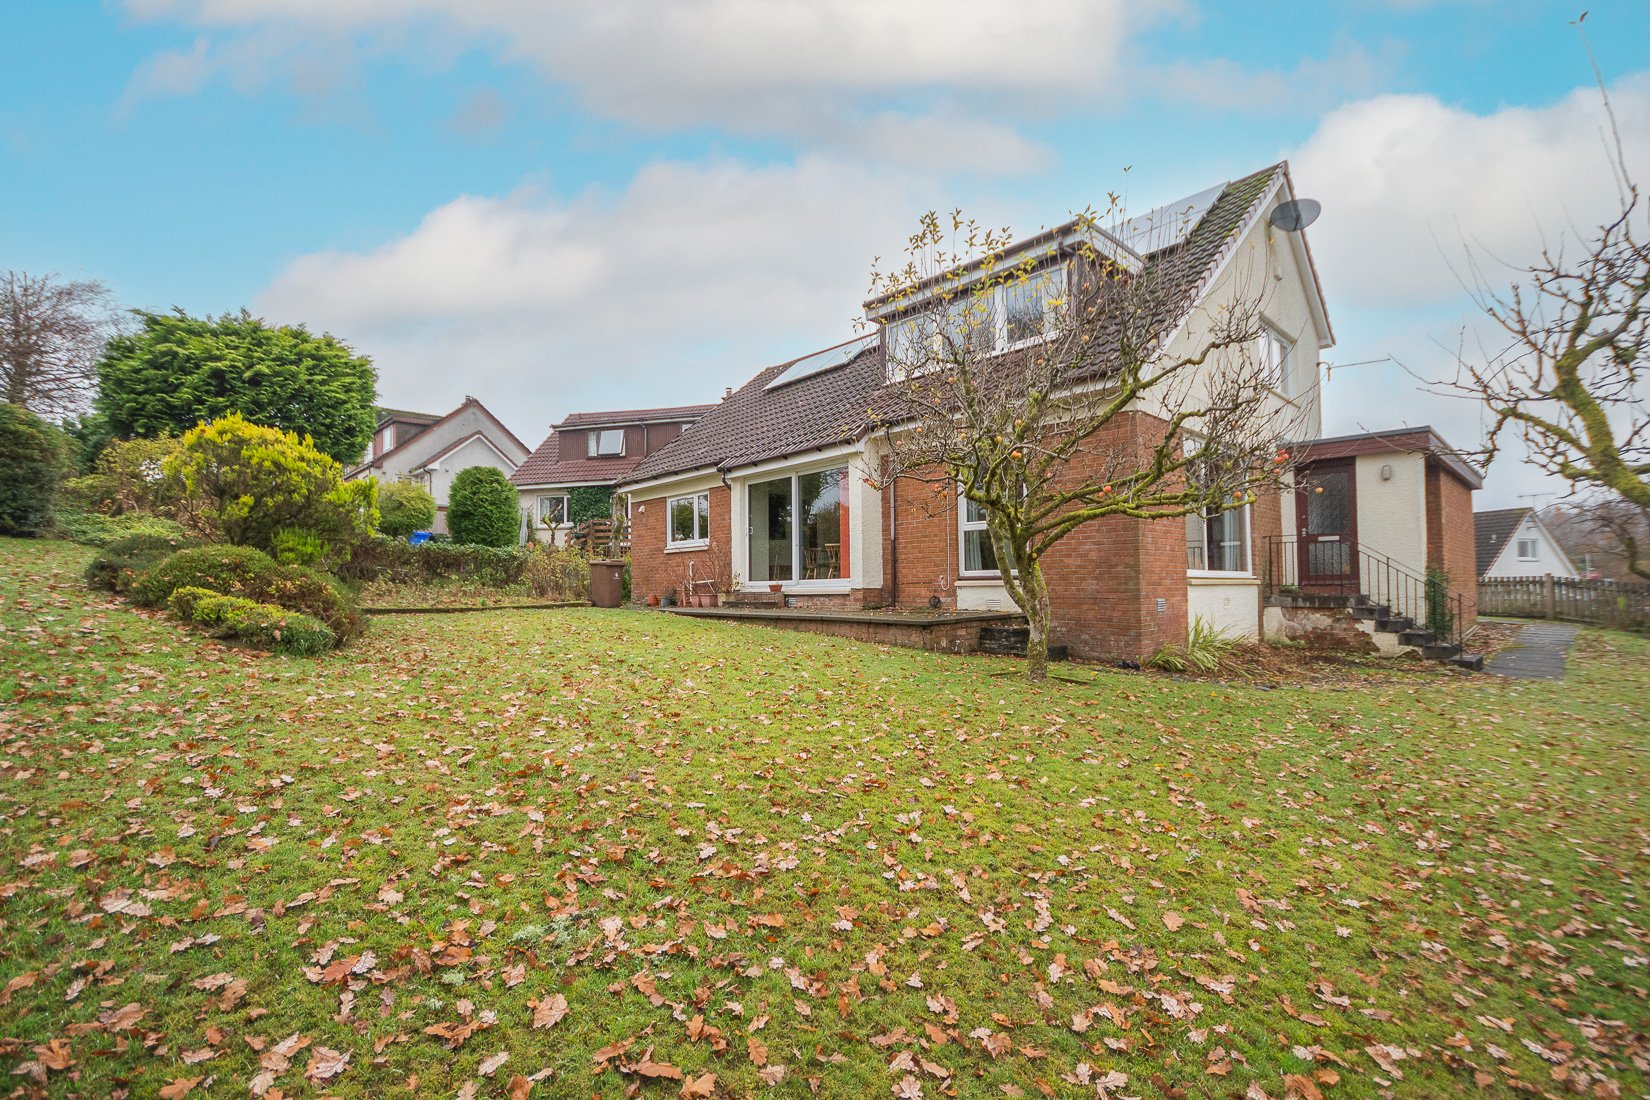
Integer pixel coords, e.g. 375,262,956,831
723,442,864,481
622,467,723,499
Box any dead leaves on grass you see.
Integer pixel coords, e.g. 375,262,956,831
1,540,1646,1098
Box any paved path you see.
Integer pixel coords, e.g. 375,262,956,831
1485,622,1579,680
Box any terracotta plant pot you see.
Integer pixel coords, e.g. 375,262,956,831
646,594,660,607
769,583,783,593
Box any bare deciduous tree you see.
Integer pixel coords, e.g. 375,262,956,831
1443,66,1648,571
1545,495,1650,581
866,207,1303,680
0,271,117,418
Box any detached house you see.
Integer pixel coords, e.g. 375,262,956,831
619,163,1480,661
511,404,718,543
348,397,530,534
1475,507,1578,580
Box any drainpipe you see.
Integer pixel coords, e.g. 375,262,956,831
887,471,898,607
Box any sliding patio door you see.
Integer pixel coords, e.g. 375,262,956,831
747,468,847,585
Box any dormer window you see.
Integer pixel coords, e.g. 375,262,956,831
588,429,625,457
883,263,1068,381
1005,265,1066,346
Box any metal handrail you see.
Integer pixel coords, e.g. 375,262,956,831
1262,535,1466,649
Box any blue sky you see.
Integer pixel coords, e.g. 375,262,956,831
6,1,1648,505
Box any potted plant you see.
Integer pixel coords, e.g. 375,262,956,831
646,593,660,607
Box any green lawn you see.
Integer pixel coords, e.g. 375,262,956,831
1,537,1645,1099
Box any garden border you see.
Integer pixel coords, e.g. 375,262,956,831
362,600,590,615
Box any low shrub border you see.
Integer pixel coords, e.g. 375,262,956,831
167,585,338,656
135,545,365,643
362,600,588,615
340,537,533,587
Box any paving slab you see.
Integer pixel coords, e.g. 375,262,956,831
1485,622,1579,680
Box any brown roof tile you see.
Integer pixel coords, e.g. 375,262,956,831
512,448,649,487
512,402,719,486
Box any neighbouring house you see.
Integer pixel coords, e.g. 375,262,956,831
619,162,1480,661
1476,507,1578,579
347,397,531,534
511,404,719,544
362,407,443,464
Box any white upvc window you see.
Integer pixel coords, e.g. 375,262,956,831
1004,264,1067,348
884,263,1068,380
1259,324,1294,397
960,496,1001,576
589,429,625,457
537,495,568,526
1516,537,1538,561
667,491,710,548
1186,504,1250,574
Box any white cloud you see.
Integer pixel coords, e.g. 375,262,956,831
1149,42,1398,114
1293,75,1650,309
122,0,1173,167
254,156,934,437
1292,75,1650,505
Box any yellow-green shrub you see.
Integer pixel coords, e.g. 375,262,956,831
164,413,377,562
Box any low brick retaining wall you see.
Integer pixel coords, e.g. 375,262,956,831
662,606,1024,654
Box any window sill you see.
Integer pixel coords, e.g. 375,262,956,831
1187,571,1257,584
665,542,710,553
740,583,853,595
955,576,1004,585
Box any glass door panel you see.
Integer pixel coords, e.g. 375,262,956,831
748,477,792,582
799,469,844,579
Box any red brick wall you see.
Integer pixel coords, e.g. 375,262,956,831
884,411,1191,661
628,485,732,603
1426,462,1478,623
1249,485,1286,636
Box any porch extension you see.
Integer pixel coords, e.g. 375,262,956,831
661,604,1042,656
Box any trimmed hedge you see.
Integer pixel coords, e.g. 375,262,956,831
378,481,438,539
167,586,336,656
85,533,197,594
134,545,365,643
339,536,532,587
447,466,519,547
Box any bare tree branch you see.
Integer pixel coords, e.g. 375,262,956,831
0,271,118,419
864,205,1303,680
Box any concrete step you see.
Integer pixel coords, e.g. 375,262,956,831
1398,628,1438,647
1375,616,1414,633
1448,652,1485,672
1423,642,1462,660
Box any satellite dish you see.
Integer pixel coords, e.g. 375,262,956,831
1269,198,1321,232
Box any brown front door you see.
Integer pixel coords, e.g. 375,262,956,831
1296,460,1357,589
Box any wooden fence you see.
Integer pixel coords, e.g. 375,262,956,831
1478,575,1650,632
